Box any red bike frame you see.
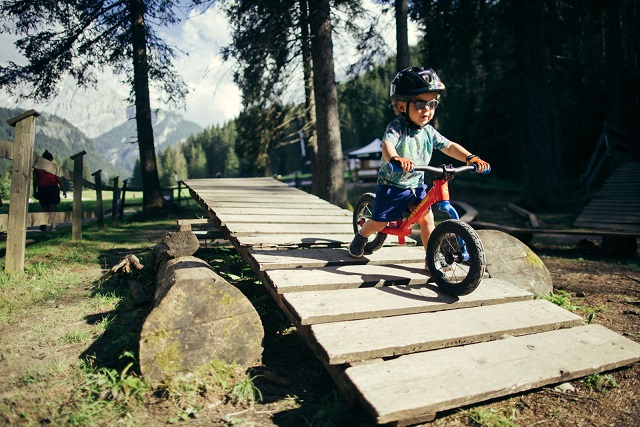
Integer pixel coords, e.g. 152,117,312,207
370,163,478,244
380,176,451,243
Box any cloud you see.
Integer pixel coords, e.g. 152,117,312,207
156,7,241,128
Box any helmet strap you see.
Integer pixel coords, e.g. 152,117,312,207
400,105,424,131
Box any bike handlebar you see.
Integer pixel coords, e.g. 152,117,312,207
388,162,491,177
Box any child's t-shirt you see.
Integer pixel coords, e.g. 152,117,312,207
377,117,452,189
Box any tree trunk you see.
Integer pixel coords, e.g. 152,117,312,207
605,0,622,129
308,0,347,207
395,0,410,71
300,0,320,196
128,0,165,212
513,0,556,209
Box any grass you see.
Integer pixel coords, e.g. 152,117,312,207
539,289,609,323
466,407,521,427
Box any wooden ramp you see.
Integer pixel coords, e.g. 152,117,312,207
184,177,640,426
574,162,640,233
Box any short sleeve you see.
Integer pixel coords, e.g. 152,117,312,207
382,119,403,149
430,126,452,151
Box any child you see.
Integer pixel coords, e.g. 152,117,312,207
348,66,490,266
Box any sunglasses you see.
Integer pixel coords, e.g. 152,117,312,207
410,99,439,110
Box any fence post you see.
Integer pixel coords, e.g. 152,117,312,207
5,110,39,273
92,170,104,230
120,179,128,220
70,151,86,241
111,176,119,222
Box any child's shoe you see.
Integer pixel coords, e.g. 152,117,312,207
348,232,368,258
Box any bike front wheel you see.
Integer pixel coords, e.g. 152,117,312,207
352,193,387,253
426,219,486,296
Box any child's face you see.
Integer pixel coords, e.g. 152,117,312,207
399,92,439,127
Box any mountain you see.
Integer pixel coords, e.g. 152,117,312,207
2,78,130,139
0,106,121,176
0,106,202,179
94,110,202,177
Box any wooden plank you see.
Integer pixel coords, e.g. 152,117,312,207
233,233,367,249
234,234,415,251
574,162,640,232
345,324,640,424
184,177,286,188
199,196,329,206
207,203,337,210
266,262,430,293
227,222,355,236
211,207,351,216
248,246,427,271
311,300,583,365
216,214,352,225
283,278,532,324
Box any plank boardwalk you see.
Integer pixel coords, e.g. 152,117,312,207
184,177,640,426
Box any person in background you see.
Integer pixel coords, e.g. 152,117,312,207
33,150,67,231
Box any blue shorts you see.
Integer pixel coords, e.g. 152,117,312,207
371,184,429,222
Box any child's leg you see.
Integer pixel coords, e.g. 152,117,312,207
359,219,387,237
417,209,435,251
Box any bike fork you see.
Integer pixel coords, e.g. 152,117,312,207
435,201,470,262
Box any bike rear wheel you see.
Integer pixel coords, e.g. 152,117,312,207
426,219,486,296
352,193,387,253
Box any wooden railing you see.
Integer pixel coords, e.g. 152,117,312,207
1,110,133,273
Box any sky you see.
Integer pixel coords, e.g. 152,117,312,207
0,1,418,129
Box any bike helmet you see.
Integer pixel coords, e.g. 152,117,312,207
390,66,445,100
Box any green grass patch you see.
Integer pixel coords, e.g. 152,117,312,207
466,407,521,427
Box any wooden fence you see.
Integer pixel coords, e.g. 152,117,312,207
0,109,182,273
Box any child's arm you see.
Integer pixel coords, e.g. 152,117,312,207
441,142,490,173
381,140,414,172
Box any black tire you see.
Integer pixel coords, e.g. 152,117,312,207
352,193,387,253
426,219,486,296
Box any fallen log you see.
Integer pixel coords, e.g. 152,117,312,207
139,254,264,383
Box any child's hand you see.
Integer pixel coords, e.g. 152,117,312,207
466,155,490,173
390,156,414,172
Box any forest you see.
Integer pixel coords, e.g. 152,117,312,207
148,0,639,210
1,0,638,211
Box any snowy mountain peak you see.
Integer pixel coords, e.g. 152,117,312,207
4,78,129,139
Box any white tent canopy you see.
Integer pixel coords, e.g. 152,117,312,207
347,138,382,159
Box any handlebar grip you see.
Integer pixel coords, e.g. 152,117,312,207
471,164,491,175
387,162,411,173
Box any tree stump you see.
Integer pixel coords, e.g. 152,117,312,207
139,255,264,383
151,231,201,269
477,229,553,296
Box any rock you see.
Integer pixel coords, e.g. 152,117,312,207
477,229,553,296
553,382,576,394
